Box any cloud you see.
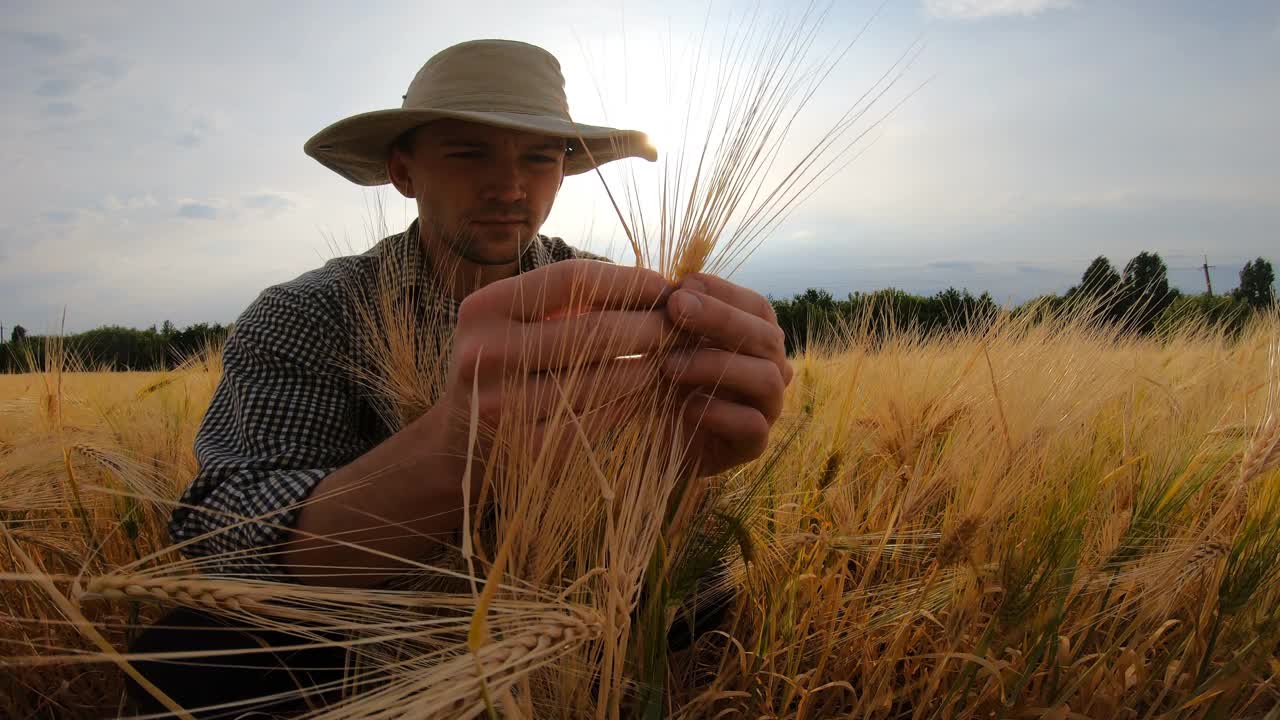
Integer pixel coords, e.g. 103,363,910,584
175,116,220,148
34,76,78,97
83,55,127,80
177,202,219,220
244,192,297,216
26,52,127,107
43,101,78,117
176,118,213,148
9,31,76,56
923,0,1073,19
927,260,977,271
43,210,76,223
103,194,159,212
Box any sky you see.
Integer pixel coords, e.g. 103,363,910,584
2,0,1277,334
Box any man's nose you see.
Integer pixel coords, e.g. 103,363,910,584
480,155,527,203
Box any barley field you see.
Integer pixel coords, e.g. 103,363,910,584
2,309,1278,719
3,13,1278,716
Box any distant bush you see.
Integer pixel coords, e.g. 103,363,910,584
1154,294,1252,337
1,322,229,372
770,287,1000,354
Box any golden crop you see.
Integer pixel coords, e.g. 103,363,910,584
3,311,1278,718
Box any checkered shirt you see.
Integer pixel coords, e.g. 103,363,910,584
169,220,604,576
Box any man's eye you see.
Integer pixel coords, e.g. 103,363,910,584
527,154,558,164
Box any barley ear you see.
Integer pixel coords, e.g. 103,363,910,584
3,535,194,719
1239,415,1280,488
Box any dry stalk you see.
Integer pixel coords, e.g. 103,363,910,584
936,515,982,569
309,609,603,720
2,533,193,719
1237,413,1280,488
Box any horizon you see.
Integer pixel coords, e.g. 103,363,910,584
0,248,1255,338
2,0,1277,334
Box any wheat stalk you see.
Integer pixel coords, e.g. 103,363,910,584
2,531,194,719
303,609,603,720
1238,413,1280,487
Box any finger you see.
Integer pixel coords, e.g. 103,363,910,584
472,356,656,425
661,348,786,422
520,356,663,424
463,260,672,323
456,308,677,380
676,273,777,323
681,393,771,465
520,390,664,479
666,289,786,368
674,274,793,386
518,309,681,371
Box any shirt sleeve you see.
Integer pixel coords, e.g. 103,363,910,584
168,284,370,577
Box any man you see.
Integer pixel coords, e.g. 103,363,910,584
131,39,790,716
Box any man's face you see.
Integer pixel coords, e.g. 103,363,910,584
388,118,567,266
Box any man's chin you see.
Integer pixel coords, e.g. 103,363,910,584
453,225,530,266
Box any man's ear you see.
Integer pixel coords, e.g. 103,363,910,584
387,149,415,198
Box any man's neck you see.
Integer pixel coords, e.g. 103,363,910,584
440,259,522,302
416,224,527,302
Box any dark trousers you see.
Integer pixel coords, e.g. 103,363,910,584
126,607,348,719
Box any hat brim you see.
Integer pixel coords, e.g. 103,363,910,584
304,108,658,186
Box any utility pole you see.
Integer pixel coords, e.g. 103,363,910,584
1202,255,1215,296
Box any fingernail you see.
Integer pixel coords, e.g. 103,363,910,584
673,290,701,319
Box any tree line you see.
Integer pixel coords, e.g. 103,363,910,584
1,321,230,372
1,254,1274,370
769,253,1274,353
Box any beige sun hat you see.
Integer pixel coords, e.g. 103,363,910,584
304,39,657,186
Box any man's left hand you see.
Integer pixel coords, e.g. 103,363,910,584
659,272,794,477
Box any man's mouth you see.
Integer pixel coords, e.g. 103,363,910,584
470,217,527,224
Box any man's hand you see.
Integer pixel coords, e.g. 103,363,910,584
437,259,676,473
658,273,794,477
286,259,675,586
439,263,793,482
285,261,790,585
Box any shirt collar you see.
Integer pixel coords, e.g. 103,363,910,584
377,218,556,316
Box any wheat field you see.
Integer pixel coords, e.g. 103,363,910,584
4,7,1279,717
2,308,1278,718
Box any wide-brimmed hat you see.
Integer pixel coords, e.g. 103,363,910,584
304,39,657,186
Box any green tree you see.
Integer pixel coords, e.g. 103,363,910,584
772,288,839,354
1233,258,1275,309
1065,256,1122,323
1119,251,1175,333
1122,251,1170,300
10,324,26,344
1078,256,1121,297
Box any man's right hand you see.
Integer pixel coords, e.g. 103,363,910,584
287,259,680,586
433,259,678,476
